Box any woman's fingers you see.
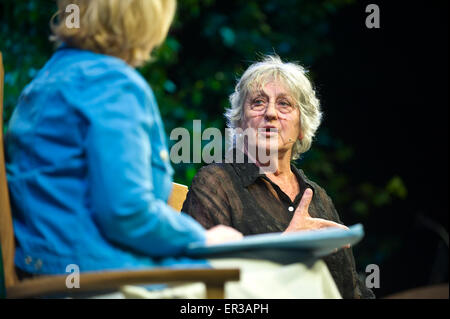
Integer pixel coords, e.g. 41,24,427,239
296,188,313,217
310,218,349,230
285,215,349,233
312,220,351,250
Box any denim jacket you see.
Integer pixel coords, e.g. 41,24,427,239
5,47,208,275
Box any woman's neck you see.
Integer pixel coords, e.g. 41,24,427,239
266,149,293,178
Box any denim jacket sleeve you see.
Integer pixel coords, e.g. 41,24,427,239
84,70,206,257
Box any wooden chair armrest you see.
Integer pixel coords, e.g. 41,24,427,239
7,267,240,299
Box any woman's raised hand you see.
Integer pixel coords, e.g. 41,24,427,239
284,188,349,233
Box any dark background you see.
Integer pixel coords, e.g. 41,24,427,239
315,0,448,296
1,0,448,297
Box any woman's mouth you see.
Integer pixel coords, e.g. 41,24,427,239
259,127,278,137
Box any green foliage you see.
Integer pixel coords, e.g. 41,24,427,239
0,0,55,123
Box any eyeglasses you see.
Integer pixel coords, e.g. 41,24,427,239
248,98,296,114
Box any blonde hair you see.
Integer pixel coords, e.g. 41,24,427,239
50,0,176,67
225,55,322,160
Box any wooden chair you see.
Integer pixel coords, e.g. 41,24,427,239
168,182,189,212
0,52,239,299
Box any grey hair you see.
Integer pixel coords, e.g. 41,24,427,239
225,55,322,160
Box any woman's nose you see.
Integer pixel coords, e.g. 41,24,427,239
264,102,278,121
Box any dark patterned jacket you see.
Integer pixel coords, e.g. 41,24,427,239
182,161,375,299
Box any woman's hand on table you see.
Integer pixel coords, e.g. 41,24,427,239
205,225,244,246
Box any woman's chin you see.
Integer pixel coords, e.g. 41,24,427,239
259,136,280,150
252,143,279,158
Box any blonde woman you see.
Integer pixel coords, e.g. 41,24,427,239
183,55,376,299
6,0,242,279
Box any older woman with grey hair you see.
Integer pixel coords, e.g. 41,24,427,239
183,55,375,299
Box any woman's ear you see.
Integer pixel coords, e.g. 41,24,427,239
298,131,304,141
